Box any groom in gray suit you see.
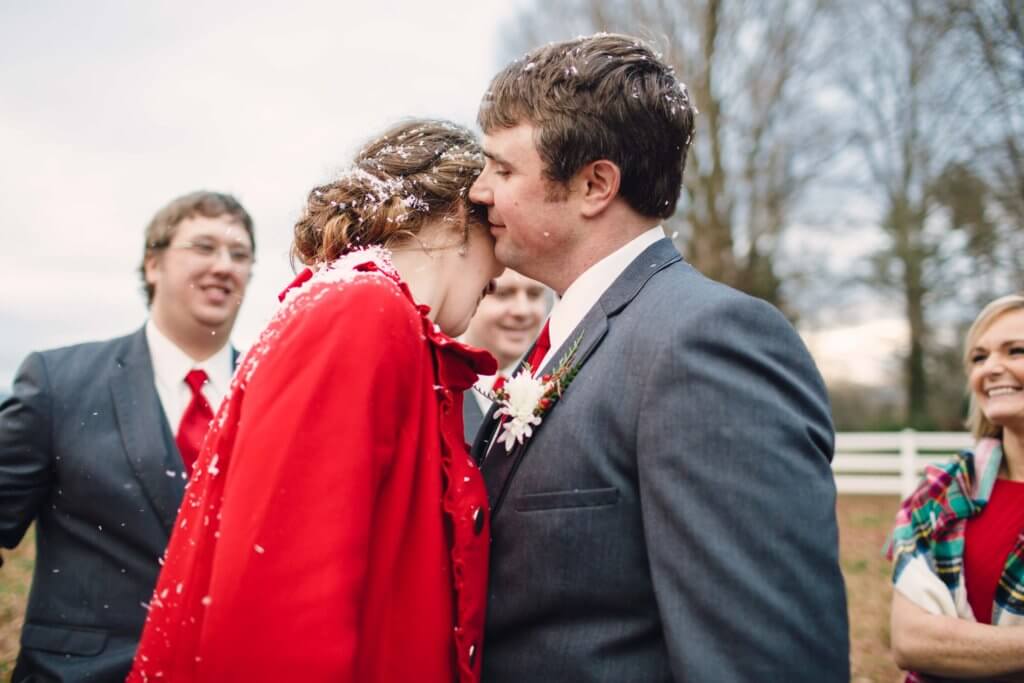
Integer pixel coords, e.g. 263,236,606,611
0,191,254,682
469,34,849,681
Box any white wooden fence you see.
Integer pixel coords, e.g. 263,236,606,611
832,430,973,497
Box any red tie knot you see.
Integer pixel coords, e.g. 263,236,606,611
184,369,209,395
492,374,507,392
524,321,551,375
537,320,551,350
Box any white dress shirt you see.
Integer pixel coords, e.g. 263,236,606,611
532,226,664,372
481,227,665,458
145,319,233,433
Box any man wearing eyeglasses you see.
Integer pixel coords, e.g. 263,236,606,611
0,190,255,682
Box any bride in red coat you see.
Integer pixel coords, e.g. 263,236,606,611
128,120,502,683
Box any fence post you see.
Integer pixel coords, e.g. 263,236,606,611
899,429,917,499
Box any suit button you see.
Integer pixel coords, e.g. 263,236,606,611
472,507,485,534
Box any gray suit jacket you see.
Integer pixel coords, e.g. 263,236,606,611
473,239,849,682
0,328,207,682
463,391,486,445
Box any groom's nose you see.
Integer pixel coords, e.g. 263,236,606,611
469,175,492,206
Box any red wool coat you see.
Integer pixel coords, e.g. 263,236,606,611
129,251,495,683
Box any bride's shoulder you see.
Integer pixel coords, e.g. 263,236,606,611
297,269,421,334
283,259,406,310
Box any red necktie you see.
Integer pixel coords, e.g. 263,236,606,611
176,369,214,475
523,321,551,376
487,321,552,458
491,374,507,392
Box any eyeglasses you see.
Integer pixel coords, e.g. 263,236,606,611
161,239,254,267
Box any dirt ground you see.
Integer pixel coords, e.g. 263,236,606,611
840,495,904,683
0,526,33,680
0,497,905,680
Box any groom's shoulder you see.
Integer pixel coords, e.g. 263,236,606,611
645,256,758,309
636,258,792,334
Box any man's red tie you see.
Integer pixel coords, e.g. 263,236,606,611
176,369,214,475
488,322,551,457
524,321,551,376
492,374,507,392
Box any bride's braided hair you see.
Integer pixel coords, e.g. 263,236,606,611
292,119,485,265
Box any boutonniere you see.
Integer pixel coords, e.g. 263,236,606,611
489,333,583,453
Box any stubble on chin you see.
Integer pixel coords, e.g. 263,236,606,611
492,241,519,271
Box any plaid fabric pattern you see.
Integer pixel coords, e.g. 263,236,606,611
889,448,982,589
998,538,1024,618
888,438,1024,682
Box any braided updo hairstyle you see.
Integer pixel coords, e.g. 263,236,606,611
292,119,486,265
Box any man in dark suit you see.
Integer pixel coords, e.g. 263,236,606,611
0,191,255,682
460,269,548,443
469,34,850,681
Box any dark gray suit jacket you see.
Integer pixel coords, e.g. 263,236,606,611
0,328,198,682
463,392,486,445
473,239,849,682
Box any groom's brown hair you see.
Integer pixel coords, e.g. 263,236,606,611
478,33,695,219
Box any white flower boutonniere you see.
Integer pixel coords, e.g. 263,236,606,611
490,333,583,453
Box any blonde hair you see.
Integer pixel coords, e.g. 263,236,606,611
292,119,484,265
963,293,1024,439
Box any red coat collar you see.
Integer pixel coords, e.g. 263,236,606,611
278,253,497,388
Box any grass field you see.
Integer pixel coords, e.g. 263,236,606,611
0,526,33,680
0,496,905,680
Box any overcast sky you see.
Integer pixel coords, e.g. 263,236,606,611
0,1,907,391
0,0,532,388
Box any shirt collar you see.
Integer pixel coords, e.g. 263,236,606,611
474,362,519,389
546,226,664,358
145,319,233,394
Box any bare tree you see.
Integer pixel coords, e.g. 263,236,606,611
951,0,1024,288
832,0,993,427
499,0,842,316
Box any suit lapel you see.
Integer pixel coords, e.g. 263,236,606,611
110,328,183,533
482,311,609,514
479,238,683,517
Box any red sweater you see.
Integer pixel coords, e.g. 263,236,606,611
129,255,494,682
964,477,1024,624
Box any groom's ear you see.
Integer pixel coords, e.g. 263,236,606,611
577,159,621,218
